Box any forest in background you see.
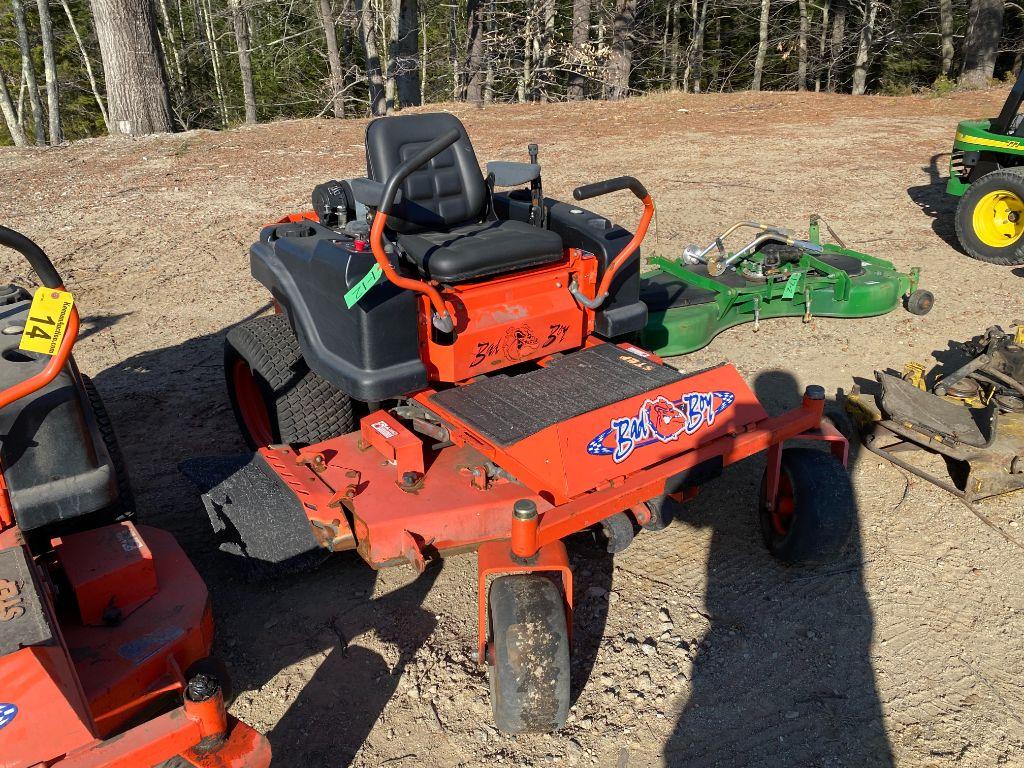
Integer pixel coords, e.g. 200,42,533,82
0,0,1020,145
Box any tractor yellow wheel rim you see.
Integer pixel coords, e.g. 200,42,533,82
973,190,1024,248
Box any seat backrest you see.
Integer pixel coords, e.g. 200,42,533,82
365,113,487,234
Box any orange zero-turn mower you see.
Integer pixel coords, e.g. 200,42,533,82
193,114,856,733
0,227,271,768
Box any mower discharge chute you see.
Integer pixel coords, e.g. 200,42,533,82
640,217,932,356
0,227,270,768
190,113,857,733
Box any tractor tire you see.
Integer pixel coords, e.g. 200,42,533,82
488,574,570,734
81,376,134,522
955,169,1024,265
758,447,854,565
224,314,355,449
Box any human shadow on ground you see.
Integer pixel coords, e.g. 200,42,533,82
906,151,961,251
663,370,892,767
90,313,441,767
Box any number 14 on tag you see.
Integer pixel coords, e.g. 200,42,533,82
20,288,75,356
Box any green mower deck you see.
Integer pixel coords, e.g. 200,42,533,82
639,217,929,357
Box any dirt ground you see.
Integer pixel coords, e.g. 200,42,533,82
2,87,1023,767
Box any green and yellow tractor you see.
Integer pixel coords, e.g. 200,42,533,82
948,67,1024,264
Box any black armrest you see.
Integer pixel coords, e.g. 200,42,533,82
345,178,402,208
486,161,541,187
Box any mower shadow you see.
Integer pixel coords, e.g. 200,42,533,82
89,314,441,767
662,370,892,766
906,152,961,252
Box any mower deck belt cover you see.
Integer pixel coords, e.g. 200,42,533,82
640,236,924,357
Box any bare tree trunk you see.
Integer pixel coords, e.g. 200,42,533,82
155,0,185,101
752,0,770,91
395,0,419,106
693,0,707,91
827,0,846,92
707,7,719,88
815,0,829,91
465,0,484,104
568,0,591,97
449,2,460,100
682,0,696,92
59,0,109,131
385,0,398,111
519,15,532,102
318,0,346,117
961,0,1004,88
228,0,256,123
605,0,637,99
668,0,681,90
851,0,876,95
484,0,493,104
660,2,670,82
358,0,386,114
420,9,427,103
90,0,173,135
938,0,954,77
35,0,62,143
797,0,808,91
12,0,46,144
0,65,27,146
201,0,228,123
539,0,554,100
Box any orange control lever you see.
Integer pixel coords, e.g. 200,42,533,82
570,177,654,308
595,193,654,298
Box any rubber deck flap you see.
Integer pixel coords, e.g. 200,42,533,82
0,545,54,656
430,344,683,446
180,453,328,578
877,372,990,447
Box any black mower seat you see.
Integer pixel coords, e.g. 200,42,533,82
366,112,564,283
397,219,564,283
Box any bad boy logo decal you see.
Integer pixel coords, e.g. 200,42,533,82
587,391,735,463
0,702,16,730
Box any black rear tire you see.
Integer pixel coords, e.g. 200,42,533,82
955,169,1024,265
81,376,134,522
488,574,570,733
759,447,854,565
224,314,355,448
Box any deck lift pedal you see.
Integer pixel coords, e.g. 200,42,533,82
190,114,857,733
0,227,270,768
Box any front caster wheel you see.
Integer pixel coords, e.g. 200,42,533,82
759,447,855,565
488,574,570,733
905,289,934,316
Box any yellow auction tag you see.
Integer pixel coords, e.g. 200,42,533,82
20,287,74,356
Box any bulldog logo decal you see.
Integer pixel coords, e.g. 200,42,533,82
587,391,735,463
